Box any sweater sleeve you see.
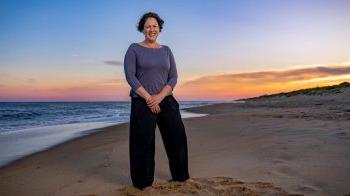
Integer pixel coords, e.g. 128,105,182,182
166,46,178,90
124,45,142,92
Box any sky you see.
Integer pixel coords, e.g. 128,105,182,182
1,0,350,101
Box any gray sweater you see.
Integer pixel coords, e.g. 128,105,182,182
123,43,178,98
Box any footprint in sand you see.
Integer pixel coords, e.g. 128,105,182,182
278,166,298,176
115,176,302,195
296,185,318,194
335,131,350,140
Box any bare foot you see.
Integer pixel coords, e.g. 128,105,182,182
185,178,195,183
142,186,154,192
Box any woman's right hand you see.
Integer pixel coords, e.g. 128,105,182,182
145,94,161,113
150,104,161,114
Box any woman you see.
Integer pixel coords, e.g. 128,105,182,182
123,12,192,191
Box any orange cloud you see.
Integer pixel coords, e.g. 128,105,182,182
175,63,350,100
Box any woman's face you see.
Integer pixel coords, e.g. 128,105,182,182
143,17,160,42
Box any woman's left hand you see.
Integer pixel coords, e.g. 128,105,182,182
147,94,164,108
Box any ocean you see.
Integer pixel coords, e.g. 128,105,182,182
0,100,222,167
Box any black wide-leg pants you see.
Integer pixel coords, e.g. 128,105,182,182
129,94,190,189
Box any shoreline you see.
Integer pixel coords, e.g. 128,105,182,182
0,122,126,170
0,121,120,168
0,108,210,169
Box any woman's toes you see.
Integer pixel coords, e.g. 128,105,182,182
185,178,195,183
142,186,155,192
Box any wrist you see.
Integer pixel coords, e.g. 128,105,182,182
158,92,167,99
144,94,152,101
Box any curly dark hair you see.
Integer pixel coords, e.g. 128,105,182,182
137,12,164,33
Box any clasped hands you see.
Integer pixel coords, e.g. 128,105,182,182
145,94,165,114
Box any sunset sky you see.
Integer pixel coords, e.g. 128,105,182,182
1,0,350,101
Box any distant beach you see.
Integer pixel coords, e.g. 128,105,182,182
1,82,350,195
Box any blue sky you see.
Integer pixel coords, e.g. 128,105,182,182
1,0,350,101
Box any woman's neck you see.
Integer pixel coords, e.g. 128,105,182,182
142,40,159,47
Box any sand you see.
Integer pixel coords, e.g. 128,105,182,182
117,177,296,195
1,87,350,195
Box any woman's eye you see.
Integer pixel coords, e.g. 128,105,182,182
146,26,158,28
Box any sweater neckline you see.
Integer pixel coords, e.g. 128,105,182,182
135,43,164,49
